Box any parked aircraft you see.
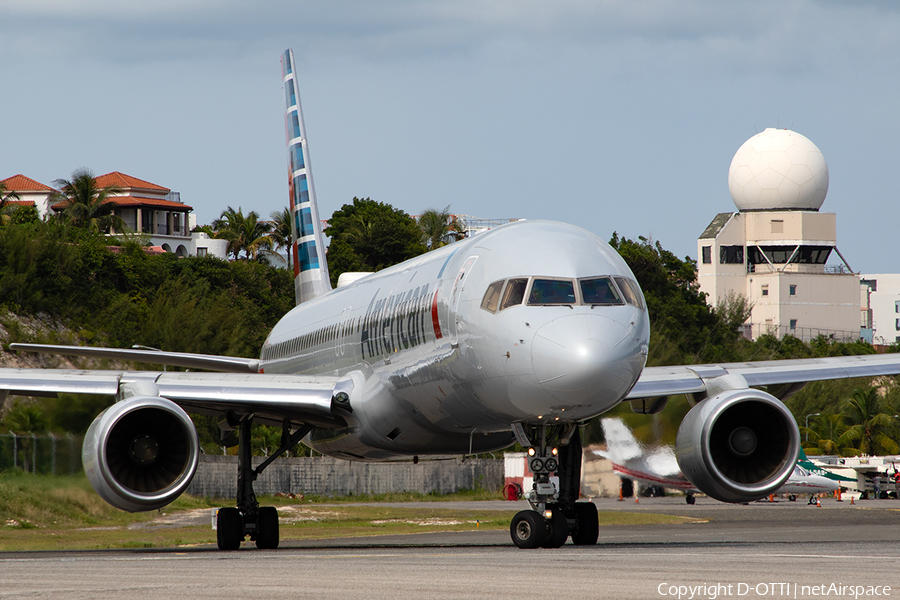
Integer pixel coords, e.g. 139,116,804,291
596,418,839,504
3,49,900,550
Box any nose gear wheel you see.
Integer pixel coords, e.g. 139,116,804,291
509,424,599,548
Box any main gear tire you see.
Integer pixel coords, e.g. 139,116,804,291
541,506,569,548
570,502,599,546
510,510,547,549
216,507,243,551
255,506,280,549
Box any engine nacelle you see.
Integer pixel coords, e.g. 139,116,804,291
675,388,800,503
82,396,199,512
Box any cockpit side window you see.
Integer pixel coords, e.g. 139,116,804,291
614,276,645,310
499,278,528,311
528,279,576,305
480,279,504,313
580,277,624,305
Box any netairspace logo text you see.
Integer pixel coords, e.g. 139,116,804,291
657,583,892,599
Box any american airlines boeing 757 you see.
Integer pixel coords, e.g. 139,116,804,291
4,49,900,550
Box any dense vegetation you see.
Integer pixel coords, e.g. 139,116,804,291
324,197,427,287
0,218,294,454
0,221,292,355
0,198,897,458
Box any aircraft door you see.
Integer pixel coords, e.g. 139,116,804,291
335,308,349,358
449,256,478,344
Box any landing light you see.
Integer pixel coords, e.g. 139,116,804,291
543,510,553,519
551,447,558,456
527,447,536,456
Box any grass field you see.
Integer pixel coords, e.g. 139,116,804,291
0,472,694,551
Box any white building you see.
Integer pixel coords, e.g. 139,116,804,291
0,174,56,218
697,129,862,342
3,172,228,259
858,275,900,346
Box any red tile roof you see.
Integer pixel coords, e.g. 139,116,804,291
95,172,170,193
51,195,192,211
105,195,192,210
1,174,55,192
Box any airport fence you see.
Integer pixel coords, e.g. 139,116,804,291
0,433,83,475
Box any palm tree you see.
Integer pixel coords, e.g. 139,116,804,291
841,387,900,456
50,168,127,233
0,181,21,225
803,413,857,456
418,206,465,250
2,401,47,472
269,207,293,269
213,206,274,260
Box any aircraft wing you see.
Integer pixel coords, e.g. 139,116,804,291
625,353,900,400
9,343,260,373
0,368,345,428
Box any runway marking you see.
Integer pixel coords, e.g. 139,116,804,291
569,551,900,561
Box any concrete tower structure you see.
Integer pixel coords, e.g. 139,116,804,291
697,129,862,341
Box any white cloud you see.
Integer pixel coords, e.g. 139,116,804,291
3,0,898,69
2,0,900,270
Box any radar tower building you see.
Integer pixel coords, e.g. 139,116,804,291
697,128,863,342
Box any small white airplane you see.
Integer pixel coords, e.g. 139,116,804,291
3,49,900,550
596,418,839,504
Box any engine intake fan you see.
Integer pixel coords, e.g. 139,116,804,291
675,388,799,503
82,396,199,512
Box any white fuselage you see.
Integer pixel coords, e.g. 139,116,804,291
778,465,839,496
259,221,650,460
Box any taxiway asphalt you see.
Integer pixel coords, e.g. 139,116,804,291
1,496,898,599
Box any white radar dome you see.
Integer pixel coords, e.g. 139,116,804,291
728,128,828,212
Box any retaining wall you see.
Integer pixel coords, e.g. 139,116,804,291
186,455,503,499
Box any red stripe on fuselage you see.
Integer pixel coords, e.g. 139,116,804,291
431,289,442,340
611,463,696,491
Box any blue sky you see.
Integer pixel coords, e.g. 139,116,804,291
2,1,899,272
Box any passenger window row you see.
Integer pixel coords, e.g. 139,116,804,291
480,276,645,313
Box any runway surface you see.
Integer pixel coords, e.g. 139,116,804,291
2,497,898,599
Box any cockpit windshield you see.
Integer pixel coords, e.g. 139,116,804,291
614,276,645,310
580,277,624,305
480,280,504,312
479,275,645,312
528,279,576,305
499,278,528,311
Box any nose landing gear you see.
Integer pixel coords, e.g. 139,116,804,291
509,424,599,549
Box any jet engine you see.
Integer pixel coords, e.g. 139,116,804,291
82,396,199,512
675,388,800,503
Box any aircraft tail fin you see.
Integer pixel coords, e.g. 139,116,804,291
599,417,644,464
281,49,332,305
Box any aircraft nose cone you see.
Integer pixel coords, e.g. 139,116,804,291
531,314,637,403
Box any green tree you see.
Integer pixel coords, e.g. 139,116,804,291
269,207,293,269
1,401,49,472
418,206,465,250
610,233,745,365
803,413,856,456
840,387,900,456
324,198,426,287
212,206,274,260
50,168,127,234
0,182,21,225
7,204,40,226
2,401,47,434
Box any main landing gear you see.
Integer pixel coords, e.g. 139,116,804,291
216,416,312,550
509,424,599,549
